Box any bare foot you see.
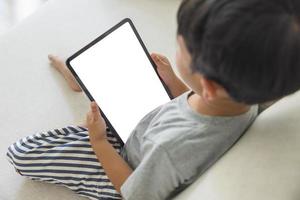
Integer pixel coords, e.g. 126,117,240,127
151,53,189,98
48,55,82,92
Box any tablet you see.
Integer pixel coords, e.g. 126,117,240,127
66,18,172,145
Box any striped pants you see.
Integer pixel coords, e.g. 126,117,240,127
6,125,123,200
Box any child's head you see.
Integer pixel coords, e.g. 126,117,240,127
176,0,300,104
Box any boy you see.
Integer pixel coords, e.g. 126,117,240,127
7,0,300,199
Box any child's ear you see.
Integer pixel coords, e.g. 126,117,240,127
200,77,218,100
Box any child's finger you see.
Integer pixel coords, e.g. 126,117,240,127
91,102,100,120
150,53,157,57
91,102,97,111
91,102,100,114
150,54,158,62
152,54,169,66
152,52,168,61
156,55,169,65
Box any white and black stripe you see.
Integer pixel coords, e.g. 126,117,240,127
7,125,122,200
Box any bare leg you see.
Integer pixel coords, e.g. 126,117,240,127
48,55,82,92
151,53,189,98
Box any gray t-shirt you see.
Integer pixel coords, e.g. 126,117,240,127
120,91,258,200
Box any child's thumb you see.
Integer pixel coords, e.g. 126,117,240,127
91,102,98,111
91,102,100,119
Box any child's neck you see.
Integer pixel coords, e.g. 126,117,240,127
188,93,251,117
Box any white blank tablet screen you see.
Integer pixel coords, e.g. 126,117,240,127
69,22,170,142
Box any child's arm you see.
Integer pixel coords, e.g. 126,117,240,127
91,138,133,193
86,102,133,194
168,78,190,98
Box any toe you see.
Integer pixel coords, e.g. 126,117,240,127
48,54,55,61
48,54,63,64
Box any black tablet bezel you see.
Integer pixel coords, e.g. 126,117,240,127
66,18,173,146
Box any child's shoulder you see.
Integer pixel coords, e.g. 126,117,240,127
140,104,258,181
144,101,258,156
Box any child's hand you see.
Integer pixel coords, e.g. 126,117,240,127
151,53,177,86
151,52,190,98
86,101,107,142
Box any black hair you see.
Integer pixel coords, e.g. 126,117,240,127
177,0,300,104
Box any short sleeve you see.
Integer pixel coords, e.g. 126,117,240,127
120,139,182,200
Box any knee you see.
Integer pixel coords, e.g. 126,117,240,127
6,141,28,176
